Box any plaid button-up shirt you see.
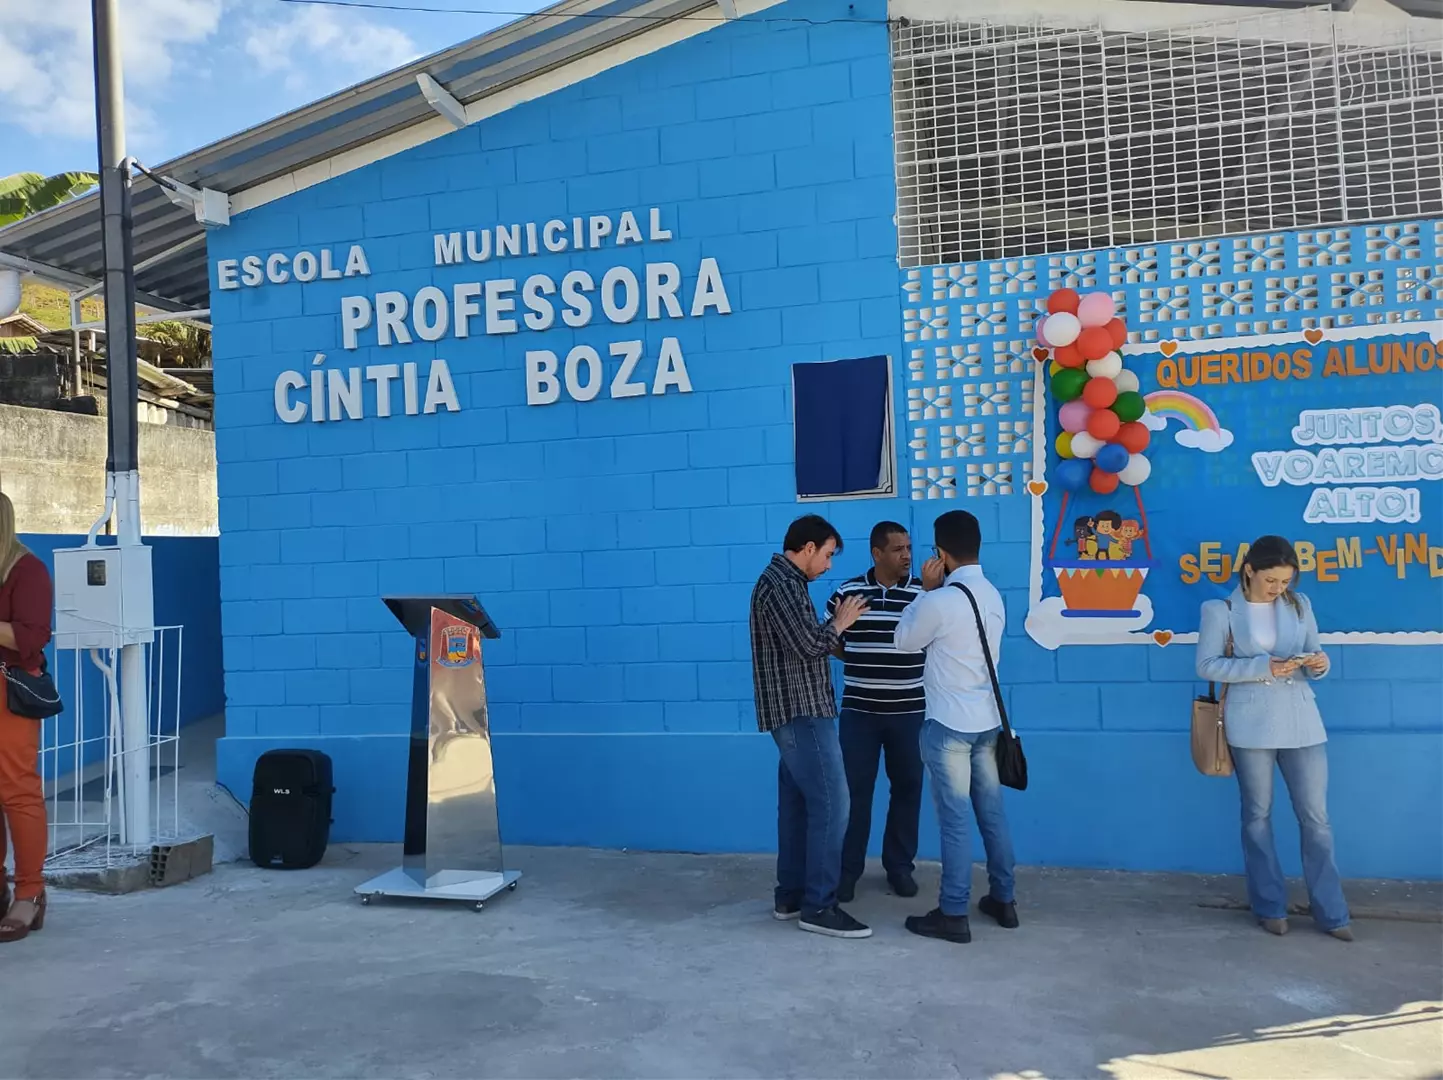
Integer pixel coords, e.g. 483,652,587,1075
749,553,840,733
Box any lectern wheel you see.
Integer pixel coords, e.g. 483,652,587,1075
474,901,485,911
508,881,517,891
360,895,370,905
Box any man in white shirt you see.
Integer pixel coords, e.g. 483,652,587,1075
893,510,1018,944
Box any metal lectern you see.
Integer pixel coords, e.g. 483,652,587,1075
355,594,520,910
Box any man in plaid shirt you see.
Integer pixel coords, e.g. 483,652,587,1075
750,514,871,939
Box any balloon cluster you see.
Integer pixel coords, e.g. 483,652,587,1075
1035,289,1150,495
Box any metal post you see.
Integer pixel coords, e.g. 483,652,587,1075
93,0,150,848
69,293,83,398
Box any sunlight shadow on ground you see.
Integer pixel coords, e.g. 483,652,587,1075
1094,1001,1443,1080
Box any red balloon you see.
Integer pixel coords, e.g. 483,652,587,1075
1106,318,1127,350
1082,378,1118,409
1047,288,1080,315
1117,421,1151,454
1087,409,1121,441
1076,327,1113,362
1054,344,1085,369
1090,467,1120,494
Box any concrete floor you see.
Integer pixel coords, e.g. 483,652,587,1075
7,845,1442,1080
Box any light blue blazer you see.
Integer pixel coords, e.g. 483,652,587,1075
1195,586,1329,750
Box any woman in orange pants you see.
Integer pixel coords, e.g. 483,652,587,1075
0,491,52,942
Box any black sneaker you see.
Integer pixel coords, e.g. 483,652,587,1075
799,906,872,939
773,901,801,921
887,872,919,898
905,908,972,944
978,895,1019,929
836,879,857,904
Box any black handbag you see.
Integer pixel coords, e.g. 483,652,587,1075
2,657,63,720
949,582,1028,791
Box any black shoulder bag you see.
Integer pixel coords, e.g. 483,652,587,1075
948,582,1028,791
2,655,64,720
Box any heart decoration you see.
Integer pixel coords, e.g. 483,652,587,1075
1026,480,1048,496
1152,630,1174,647
1159,341,1179,357
1032,347,1051,362
1304,329,1324,345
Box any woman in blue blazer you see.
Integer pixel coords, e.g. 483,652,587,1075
1196,535,1351,940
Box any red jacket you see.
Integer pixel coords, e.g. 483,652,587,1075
0,553,53,672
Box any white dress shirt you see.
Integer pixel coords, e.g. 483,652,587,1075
893,563,1006,734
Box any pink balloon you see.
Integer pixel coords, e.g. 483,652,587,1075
1059,400,1092,434
1035,316,1049,346
1077,292,1117,329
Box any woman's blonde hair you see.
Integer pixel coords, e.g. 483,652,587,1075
0,491,31,584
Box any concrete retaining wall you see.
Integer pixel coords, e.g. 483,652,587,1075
0,403,217,535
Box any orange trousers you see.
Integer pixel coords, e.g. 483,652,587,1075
0,693,46,901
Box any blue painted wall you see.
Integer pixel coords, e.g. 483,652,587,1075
19,535,225,778
207,0,1442,880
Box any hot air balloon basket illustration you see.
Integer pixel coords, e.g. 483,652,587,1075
1051,560,1150,618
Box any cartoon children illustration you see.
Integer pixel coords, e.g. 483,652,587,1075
1117,519,1144,560
1073,516,1098,560
1094,511,1125,560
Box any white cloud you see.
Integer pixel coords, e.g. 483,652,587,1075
1141,409,1235,452
1175,427,1235,452
241,5,421,95
1025,594,1157,650
0,0,420,163
0,0,223,145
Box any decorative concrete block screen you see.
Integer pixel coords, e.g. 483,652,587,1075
890,13,1442,500
902,219,1443,502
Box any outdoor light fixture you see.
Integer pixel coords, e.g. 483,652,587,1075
130,160,230,228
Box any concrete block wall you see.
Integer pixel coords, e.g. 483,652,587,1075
207,0,1442,879
0,403,218,535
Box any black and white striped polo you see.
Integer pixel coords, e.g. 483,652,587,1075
826,569,927,715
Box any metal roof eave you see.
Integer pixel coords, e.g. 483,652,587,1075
1,0,1436,313
0,0,722,312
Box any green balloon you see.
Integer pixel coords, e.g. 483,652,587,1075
1112,390,1145,423
1051,369,1088,402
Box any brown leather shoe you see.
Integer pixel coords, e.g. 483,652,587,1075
0,890,46,943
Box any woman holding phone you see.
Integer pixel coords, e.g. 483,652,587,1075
1196,535,1351,940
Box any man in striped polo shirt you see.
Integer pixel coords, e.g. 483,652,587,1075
826,521,927,902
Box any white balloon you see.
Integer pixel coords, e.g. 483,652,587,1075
1086,352,1123,380
1119,453,1152,486
1113,368,1140,394
1041,311,1081,348
1070,432,1103,459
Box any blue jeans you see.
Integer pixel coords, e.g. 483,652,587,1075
920,720,1016,916
1232,744,1350,931
772,716,849,914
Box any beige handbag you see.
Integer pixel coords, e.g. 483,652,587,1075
1191,605,1234,777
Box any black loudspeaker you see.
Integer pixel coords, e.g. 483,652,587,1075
249,750,334,870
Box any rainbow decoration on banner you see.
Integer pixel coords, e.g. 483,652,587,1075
1143,390,1222,435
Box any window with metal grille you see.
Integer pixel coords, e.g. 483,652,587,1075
891,14,1443,267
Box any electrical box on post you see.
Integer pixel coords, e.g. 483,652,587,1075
53,545,156,648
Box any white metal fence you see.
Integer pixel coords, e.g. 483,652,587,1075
892,11,1443,266
41,625,184,872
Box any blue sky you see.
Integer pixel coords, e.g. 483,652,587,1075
0,0,552,180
